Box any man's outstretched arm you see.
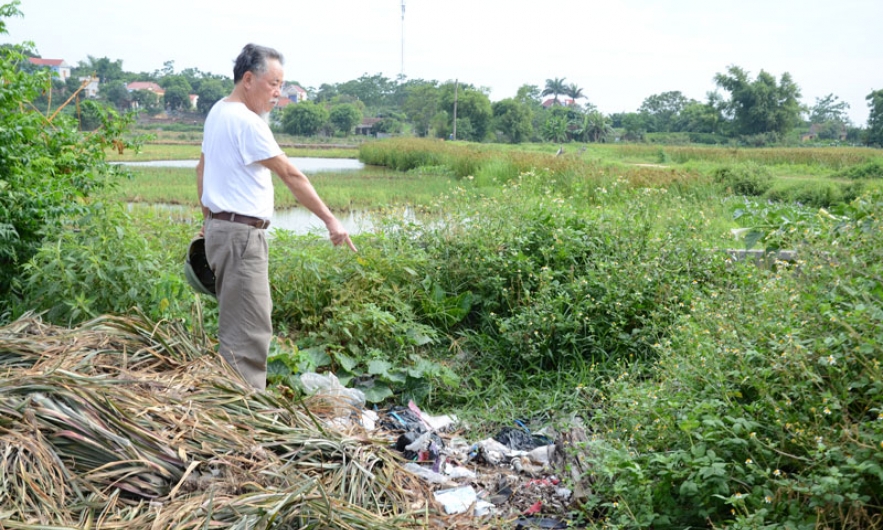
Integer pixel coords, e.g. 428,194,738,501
259,154,357,251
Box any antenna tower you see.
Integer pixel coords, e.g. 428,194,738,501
400,0,406,77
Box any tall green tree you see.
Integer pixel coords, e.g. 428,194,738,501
336,73,396,109
866,89,883,146
196,78,227,115
74,55,124,83
402,82,439,137
541,77,567,105
281,101,328,136
714,65,802,137
639,91,689,133
328,103,363,136
160,75,193,111
100,79,130,110
439,82,492,141
515,84,541,105
492,98,533,143
565,83,585,104
620,112,648,141
809,93,851,125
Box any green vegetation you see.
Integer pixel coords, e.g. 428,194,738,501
0,7,137,312
10,134,883,530
6,2,883,526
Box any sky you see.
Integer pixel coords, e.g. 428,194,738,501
3,0,881,125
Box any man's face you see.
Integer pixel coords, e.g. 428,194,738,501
246,58,283,116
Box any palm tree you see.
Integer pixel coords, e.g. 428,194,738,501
541,77,567,106
565,83,585,104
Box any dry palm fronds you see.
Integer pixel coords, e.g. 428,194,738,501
0,312,432,529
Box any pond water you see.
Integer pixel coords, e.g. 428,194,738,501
271,207,422,236
124,157,421,236
129,203,419,237
119,157,364,172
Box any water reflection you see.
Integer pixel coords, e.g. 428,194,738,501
118,157,364,172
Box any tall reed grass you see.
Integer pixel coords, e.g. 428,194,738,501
359,138,706,190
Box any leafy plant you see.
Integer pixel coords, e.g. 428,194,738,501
0,7,139,316
582,191,883,529
15,206,198,325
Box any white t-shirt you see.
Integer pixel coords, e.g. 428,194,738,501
201,100,284,220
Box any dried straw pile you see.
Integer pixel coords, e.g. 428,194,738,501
0,313,431,529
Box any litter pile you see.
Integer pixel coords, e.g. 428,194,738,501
0,313,593,529
292,367,595,528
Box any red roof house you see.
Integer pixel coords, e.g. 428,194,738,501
127,81,165,96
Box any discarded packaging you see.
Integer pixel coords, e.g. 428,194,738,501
434,485,493,515
300,372,366,410
408,400,458,431
403,463,454,485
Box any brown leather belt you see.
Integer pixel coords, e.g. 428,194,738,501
210,211,271,229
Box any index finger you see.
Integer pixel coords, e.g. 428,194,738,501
343,235,358,252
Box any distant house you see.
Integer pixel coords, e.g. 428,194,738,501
274,96,294,109
283,84,308,102
802,122,847,142
188,93,199,110
355,117,382,136
126,81,165,110
126,81,165,97
542,97,575,108
78,76,100,98
28,57,71,81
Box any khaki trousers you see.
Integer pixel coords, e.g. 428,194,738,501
204,218,272,391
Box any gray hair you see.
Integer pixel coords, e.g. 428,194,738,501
233,44,284,84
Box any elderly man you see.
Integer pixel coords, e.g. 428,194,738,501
196,43,356,390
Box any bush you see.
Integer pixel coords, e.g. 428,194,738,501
832,159,883,180
0,15,136,316
712,162,774,196
582,192,883,529
15,206,198,325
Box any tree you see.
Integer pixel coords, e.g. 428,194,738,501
0,2,135,312
542,106,570,143
130,89,162,115
328,103,363,135
438,82,492,141
639,91,689,133
492,98,533,143
101,79,130,110
161,75,193,112
565,83,585,104
676,99,722,134
576,111,613,143
315,83,338,103
74,55,124,83
402,82,439,137
515,84,541,105
809,93,851,125
620,112,647,141
541,77,567,105
281,101,328,136
714,65,802,137
866,89,883,146
336,73,396,109
196,78,227,115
